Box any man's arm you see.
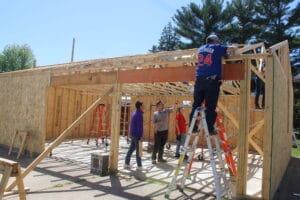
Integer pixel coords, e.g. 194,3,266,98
226,45,238,53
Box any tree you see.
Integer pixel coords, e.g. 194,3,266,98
149,22,181,53
0,44,35,72
256,0,299,47
222,0,261,44
172,0,230,48
288,2,300,47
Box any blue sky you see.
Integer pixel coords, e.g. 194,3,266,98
0,0,195,66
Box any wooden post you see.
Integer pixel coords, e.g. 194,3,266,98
16,165,26,200
236,58,251,197
262,56,274,199
5,87,113,192
109,83,121,173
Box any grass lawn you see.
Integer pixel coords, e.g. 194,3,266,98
292,139,300,158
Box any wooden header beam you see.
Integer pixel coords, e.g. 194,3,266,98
51,71,117,86
51,63,244,86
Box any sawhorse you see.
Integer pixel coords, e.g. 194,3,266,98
8,130,29,159
0,158,27,200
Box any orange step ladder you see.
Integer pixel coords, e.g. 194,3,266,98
215,111,238,177
87,104,110,145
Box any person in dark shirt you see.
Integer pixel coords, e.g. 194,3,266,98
125,101,144,170
190,34,237,135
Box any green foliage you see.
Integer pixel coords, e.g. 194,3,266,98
0,44,35,72
151,0,300,49
222,0,261,43
256,0,298,47
291,145,300,158
173,0,228,48
149,22,181,53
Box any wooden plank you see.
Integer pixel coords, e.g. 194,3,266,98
60,88,70,134
4,187,30,197
5,87,114,192
0,165,12,199
67,89,76,138
79,94,87,138
109,84,121,173
15,165,26,200
0,158,18,168
217,102,239,129
119,64,244,84
248,119,264,156
45,87,56,139
8,131,28,159
53,88,63,138
85,94,94,138
8,131,17,156
74,90,82,138
50,71,117,86
17,131,28,159
236,58,251,197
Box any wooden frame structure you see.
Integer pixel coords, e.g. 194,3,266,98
0,158,26,200
0,41,293,200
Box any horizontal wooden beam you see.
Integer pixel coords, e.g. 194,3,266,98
120,64,244,83
50,63,244,86
50,71,117,86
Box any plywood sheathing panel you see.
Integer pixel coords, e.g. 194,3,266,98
262,41,293,200
0,72,50,154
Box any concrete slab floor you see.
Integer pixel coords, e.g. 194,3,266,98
1,137,265,200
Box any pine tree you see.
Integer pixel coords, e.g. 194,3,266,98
149,22,181,53
256,0,298,46
173,0,229,48
222,0,261,44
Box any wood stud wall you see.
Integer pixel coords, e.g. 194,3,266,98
45,87,112,140
0,41,293,200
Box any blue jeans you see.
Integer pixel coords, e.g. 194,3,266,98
125,136,142,167
190,77,220,133
176,133,186,155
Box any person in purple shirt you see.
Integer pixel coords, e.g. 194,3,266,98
125,101,144,170
190,34,237,135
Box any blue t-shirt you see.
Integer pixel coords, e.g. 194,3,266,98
196,44,228,78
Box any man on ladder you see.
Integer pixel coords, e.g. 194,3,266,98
165,34,238,199
189,34,237,135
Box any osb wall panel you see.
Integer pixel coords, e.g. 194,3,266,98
0,72,50,154
131,95,264,151
269,59,292,199
45,87,112,140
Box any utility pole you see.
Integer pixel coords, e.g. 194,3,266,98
71,37,75,62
